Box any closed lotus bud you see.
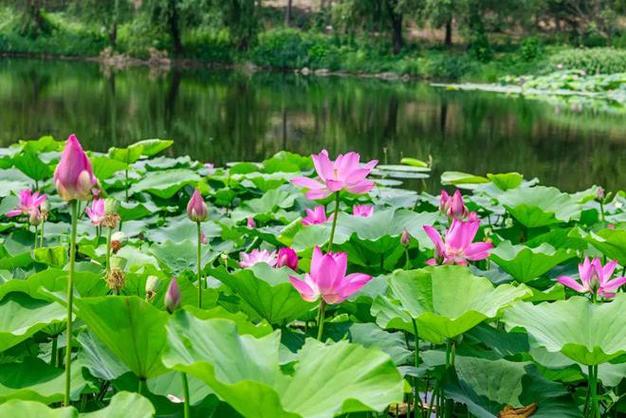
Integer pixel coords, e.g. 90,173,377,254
164,278,181,313
276,247,298,270
596,187,605,202
40,200,49,219
247,216,256,228
145,275,159,301
401,229,410,246
187,189,208,222
54,134,97,201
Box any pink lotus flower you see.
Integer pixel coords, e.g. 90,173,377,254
277,247,298,270
440,190,468,219
302,206,329,226
85,199,105,226
557,257,626,298
239,249,277,268
6,189,47,218
247,216,256,228
353,204,374,218
291,150,378,199
401,229,411,246
54,134,97,201
289,246,372,304
187,189,208,222
423,218,492,266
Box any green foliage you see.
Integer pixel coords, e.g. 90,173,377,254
549,47,626,74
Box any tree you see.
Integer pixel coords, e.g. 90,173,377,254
221,0,258,50
70,0,133,47
333,0,423,54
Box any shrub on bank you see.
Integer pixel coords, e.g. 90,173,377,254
549,47,626,74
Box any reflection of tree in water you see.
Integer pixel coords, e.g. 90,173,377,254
0,58,624,191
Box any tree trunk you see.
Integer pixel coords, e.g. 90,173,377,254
444,17,453,47
285,0,293,26
384,0,403,54
169,0,182,55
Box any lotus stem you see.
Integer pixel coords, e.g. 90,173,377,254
105,227,112,275
326,192,340,252
599,201,605,223
50,335,58,366
411,318,420,418
64,199,79,406
196,221,202,308
588,365,599,418
124,167,129,201
316,300,327,341
137,378,144,395
40,220,45,247
181,372,191,418
34,224,39,248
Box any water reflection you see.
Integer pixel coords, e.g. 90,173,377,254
0,58,624,192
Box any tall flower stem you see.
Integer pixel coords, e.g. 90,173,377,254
599,200,606,223
105,227,113,275
316,300,327,341
411,319,420,418
40,221,45,247
196,222,202,308
326,192,340,252
588,365,599,418
181,372,191,418
64,200,79,406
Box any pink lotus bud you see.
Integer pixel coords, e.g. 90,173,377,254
276,247,298,270
247,216,256,228
54,134,97,201
186,189,208,222
401,229,410,246
164,278,181,313
596,187,605,201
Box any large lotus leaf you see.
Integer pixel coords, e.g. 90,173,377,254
150,239,221,275
0,392,154,418
490,241,574,283
441,171,489,187
12,150,52,181
486,172,524,191
91,156,128,181
0,269,107,301
583,228,626,265
503,295,626,365
422,352,581,418
0,357,91,403
498,186,580,228
262,151,312,173
0,293,66,352
231,187,298,222
109,139,173,163
186,305,273,338
210,263,312,324
348,323,412,366
163,312,403,418
77,331,130,381
383,266,531,343
291,208,437,252
131,169,201,199
74,296,169,378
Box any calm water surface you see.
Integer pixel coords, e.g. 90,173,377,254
1,58,625,192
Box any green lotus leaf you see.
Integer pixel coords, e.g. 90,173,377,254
424,352,581,417
32,246,68,268
441,171,489,187
109,139,173,163
0,391,155,418
12,150,52,181
150,239,220,275
291,208,437,252
91,156,128,181
0,357,92,403
498,186,581,228
486,172,523,191
0,269,107,301
209,264,312,325
131,169,201,199
0,293,66,352
74,296,169,378
490,241,574,283
379,266,531,343
504,295,626,365
231,187,298,222
162,312,403,418
77,331,130,381
583,228,626,265
262,151,312,173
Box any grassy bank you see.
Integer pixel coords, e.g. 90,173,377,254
2,8,626,82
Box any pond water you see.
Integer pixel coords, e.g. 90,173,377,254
1,57,624,192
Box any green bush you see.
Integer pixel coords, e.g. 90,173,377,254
422,53,473,80
549,47,626,74
519,37,542,62
251,28,309,69
183,28,233,63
